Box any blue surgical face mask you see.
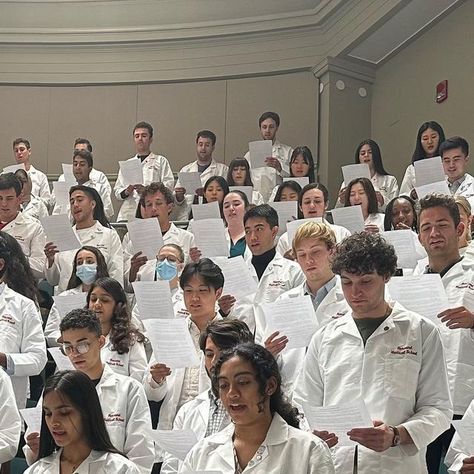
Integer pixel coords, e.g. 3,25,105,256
156,258,178,281
76,263,97,285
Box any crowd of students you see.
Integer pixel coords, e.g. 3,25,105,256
0,112,474,473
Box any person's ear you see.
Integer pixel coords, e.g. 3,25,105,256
265,376,278,397
457,221,466,238
98,335,106,349
271,226,279,239
215,287,223,300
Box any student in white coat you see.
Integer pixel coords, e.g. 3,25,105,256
226,158,265,205
14,169,49,221
0,173,47,279
0,369,21,467
25,309,154,473
160,319,254,474
124,182,195,291
12,138,52,208
417,194,474,473
293,232,452,474
44,185,123,294
266,222,349,395
244,111,293,202
172,130,229,221
25,370,140,474
182,342,335,473
0,231,47,409
114,121,174,222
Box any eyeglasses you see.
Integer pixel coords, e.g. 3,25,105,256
61,341,91,356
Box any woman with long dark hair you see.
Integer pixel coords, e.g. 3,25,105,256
182,342,335,473
227,158,265,205
25,370,140,473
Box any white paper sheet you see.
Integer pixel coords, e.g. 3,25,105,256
414,156,445,187
48,347,75,371
262,295,319,349
177,172,202,196
452,419,474,452
382,230,418,269
119,158,143,186
269,201,298,235
132,280,175,320
126,218,164,260
40,214,81,251
143,319,200,369
286,218,323,246
53,292,87,319
248,140,272,169
341,164,371,187
61,164,77,184
2,164,25,174
303,399,373,446
330,206,365,234
415,180,450,199
229,186,253,202
191,219,229,257
387,274,450,323
192,201,221,220
20,406,42,434
53,181,71,209
212,256,257,299
283,177,309,188
152,429,199,461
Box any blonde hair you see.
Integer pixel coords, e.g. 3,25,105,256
292,221,336,254
454,195,472,242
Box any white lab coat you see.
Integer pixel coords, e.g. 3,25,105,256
0,369,21,466
45,221,123,294
2,211,46,279
28,165,52,208
171,159,229,221
293,302,452,474
181,412,335,474
114,153,175,222
24,449,141,474
400,163,416,196
244,140,293,202
21,195,49,222
448,173,474,208
90,167,112,195
0,283,47,409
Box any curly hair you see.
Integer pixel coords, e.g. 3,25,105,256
331,232,397,277
86,277,146,354
383,195,417,232
212,342,301,428
418,193,460,229
66,245,109,290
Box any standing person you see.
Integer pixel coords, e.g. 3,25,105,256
24,370,140,473
223,190,252,259
12,138,52,207
226,157,265,205
244,112,294,201
181,342,335,474
14,168,48,221
400,121,446,197
114,121,174,222
293,232,452,473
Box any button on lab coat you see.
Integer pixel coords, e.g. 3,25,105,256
0,369,21,466
293,302,452,474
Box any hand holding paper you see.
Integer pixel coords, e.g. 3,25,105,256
41,215,81,252
127,218,164,260
119,158,143,186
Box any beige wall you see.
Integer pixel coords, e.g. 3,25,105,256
0,72,318,177
371,0,474,185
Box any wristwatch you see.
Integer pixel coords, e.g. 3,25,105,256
390,425,401,447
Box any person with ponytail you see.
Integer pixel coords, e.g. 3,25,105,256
181,342,335,473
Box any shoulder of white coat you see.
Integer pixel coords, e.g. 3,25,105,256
390,302,439,333
276,282,305,301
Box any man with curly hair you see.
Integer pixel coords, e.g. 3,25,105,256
293,232,452,474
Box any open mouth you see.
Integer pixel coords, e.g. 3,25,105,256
229,404,246,413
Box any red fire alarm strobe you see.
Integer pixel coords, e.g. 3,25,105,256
436,80,448,103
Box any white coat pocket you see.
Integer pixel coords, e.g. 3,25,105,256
384,356,420,400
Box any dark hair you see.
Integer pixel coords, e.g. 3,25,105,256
344,178,379,215
274,180,302,203
244,204,278,228
439,136,469,157
134,121,153,138
224,189,250,211
60,308,101,337
73,149,93,168
195,176,230,218
418,193,460,229
37,370,122,460
212,343,300,428
332,232,397,276
0,231,38,303
258,112,280,128
196,130,216,146
180,258,224,291
66,246,109,290
355,139,389,176
383,196,417,231
14,168,29,188
411,121,446,164
227,158,254,187
13,138,31,149
0,173,22,196
290,146,316,182
87,277,146,354
141,181,174,205
199,319,254,352
299,182,329,205
69,185,111,228
74,138,93,153
159,243,185,263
